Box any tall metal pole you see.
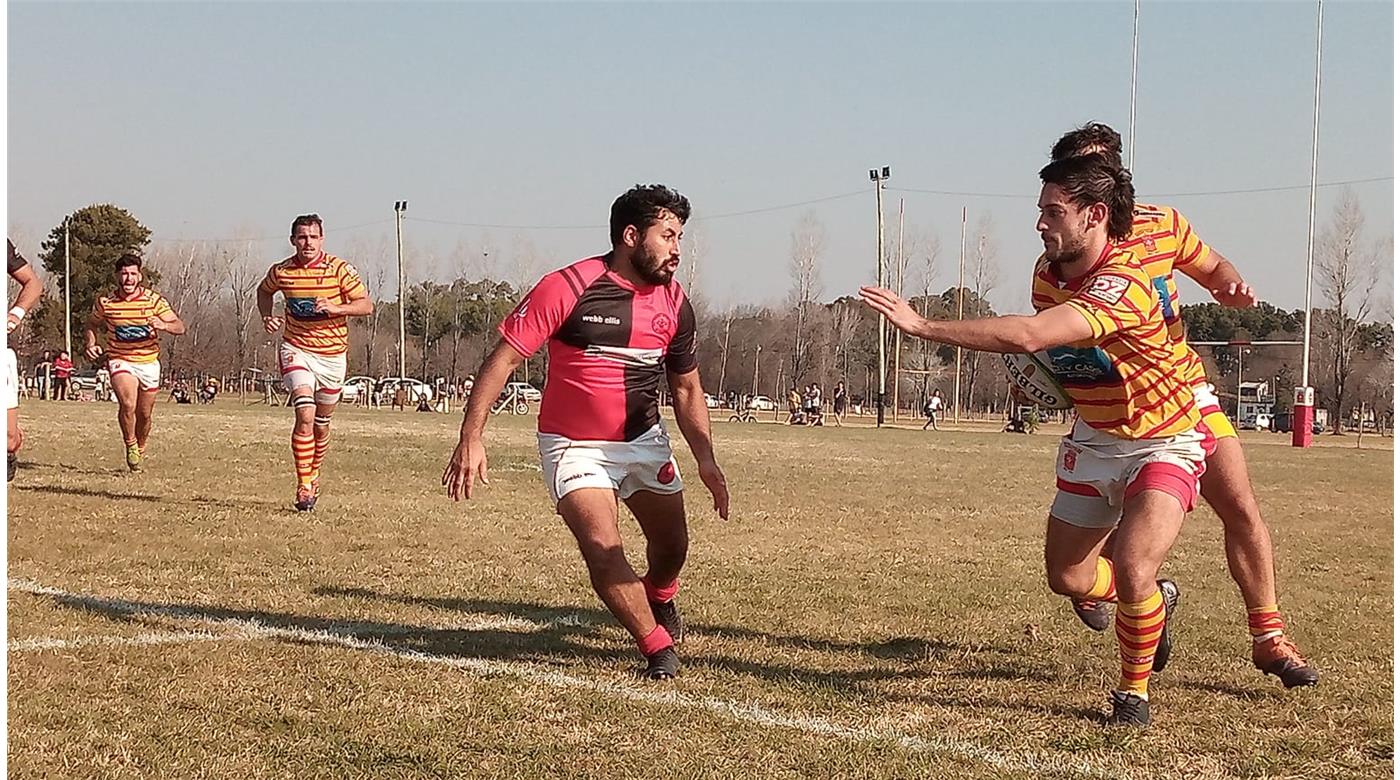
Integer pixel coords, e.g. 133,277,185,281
953,206,966,423
63,219,72,359
870,166,890,427
1296,0,1324,448
751,345,761,398
394,201,407,380
892,198,905,421
1128,0,1141,169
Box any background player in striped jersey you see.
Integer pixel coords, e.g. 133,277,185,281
83,254,186,471
258,214,373,512
862,156,1203,727
1050,123,1317,688
7,240,44,481
442,185,729,681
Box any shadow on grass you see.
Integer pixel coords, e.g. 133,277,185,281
15,484,162,502
312,585,1027,695
12,479,281,512
1177,678,1282,702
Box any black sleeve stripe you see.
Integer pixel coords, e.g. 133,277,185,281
560,265,585,297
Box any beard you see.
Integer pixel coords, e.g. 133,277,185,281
634,245,676,286
1044,232,1088,266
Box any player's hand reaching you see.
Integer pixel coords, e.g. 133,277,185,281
697,458,730,520
442,436,490,501
313,298,341,316
1211,281,1256,308
859,286,926,337
262,315,283,334
148,316,171,332
84,343,103,361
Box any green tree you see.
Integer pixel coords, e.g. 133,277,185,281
39,204,153,346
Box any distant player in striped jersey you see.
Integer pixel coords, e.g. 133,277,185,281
257,214,373,511
83,253,187,471
7,240,44,481
862,156,1202,727
1051,123,1317,689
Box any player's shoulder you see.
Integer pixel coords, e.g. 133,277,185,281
535,255,610,295
1133,202,1189,229
267,255,295,275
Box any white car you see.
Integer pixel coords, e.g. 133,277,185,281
748,395,777,412
704,393,720,409
504,382,542,402
341,375,375,404
377,377,434,402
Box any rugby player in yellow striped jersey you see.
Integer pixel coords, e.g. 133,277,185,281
1050,123,1317,689
257,215,373,512
861,156,1201,727
83,253,187,471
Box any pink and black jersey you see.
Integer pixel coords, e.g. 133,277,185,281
498,255,698,442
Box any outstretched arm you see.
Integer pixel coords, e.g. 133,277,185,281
668,368,729,520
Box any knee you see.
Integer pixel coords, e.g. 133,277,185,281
1112,560,1157,601
577,538,628,572
1045,566,1092,597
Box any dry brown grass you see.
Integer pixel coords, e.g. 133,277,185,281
7,401,1392,779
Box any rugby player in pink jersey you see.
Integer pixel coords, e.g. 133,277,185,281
443,184,730,680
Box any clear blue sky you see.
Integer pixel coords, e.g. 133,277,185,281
8,2,1393,315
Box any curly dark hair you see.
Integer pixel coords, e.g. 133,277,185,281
609,185,690,245
1038,154,1135,241
1050,122,1124,165
290,214,323,236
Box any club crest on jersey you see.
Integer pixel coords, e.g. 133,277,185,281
1143,237,1157,253
1085,274,1131,305
1062,446,1079,473
652,313,674,334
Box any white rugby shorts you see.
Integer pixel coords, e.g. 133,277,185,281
538,423,683,507
279,342,346,405
108,358,162,392
1051,417,1211,528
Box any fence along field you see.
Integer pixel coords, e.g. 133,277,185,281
6,403,1393,779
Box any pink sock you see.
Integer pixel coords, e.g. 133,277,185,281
638,625,674,656
641,575,679,604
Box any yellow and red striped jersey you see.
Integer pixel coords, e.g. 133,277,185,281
1117,203,1214,388
94,288,173,364
1030,244,1201,439
258,252,367,356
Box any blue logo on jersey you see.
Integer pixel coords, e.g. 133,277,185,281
114,324,152,343
1044,346,1118,385
1151,276,1175,321
286,297,327,320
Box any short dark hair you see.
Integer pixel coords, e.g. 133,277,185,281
1038,154,1135,241
115,253,143,272
1050,122,1124,165
291,214,323,236
609,185,690,245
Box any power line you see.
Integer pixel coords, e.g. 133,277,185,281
889,175,1392,200
146,218,396,244
402,190,871,231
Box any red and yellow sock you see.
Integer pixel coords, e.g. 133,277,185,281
1115,589,1165,698
1085,557,1118,602
1247,604,1286,643
292,430,316,487
311,422,331,477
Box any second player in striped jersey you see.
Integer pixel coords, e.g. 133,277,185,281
861,155,1202,727
1050,122,1317,689
83,253,187,472
257,214,373,511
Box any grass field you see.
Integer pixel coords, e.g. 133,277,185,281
6,400,1393,779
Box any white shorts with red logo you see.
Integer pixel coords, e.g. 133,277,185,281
1052,418,1211,529
538,424,683,507
279,342,346,405
108,358,162,392
4,348,18,410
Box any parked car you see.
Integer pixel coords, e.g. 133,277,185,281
748,395,777,412
703,393,720,409
69,368,99,395
342,375,376,404
376,377,434,403
504,382,542,402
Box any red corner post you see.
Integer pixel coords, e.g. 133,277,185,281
1292,386,1314,448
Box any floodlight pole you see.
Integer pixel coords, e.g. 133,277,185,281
870,166,890,428
1296,0,1323,448
64,219,72,359
954,206,966,423
1128,0,1140,170
395,200,408,381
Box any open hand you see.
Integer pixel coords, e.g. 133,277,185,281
442,437,490,501
859,286,926,337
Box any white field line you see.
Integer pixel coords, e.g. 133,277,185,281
10,630,230,652
9,577,1134,780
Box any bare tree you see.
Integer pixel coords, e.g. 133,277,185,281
961,216,1001,412
912,229,942,403
1314,190,1384,433
149,241,225,372
787,211,826,382
831,299,860,386
228,239,265,373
